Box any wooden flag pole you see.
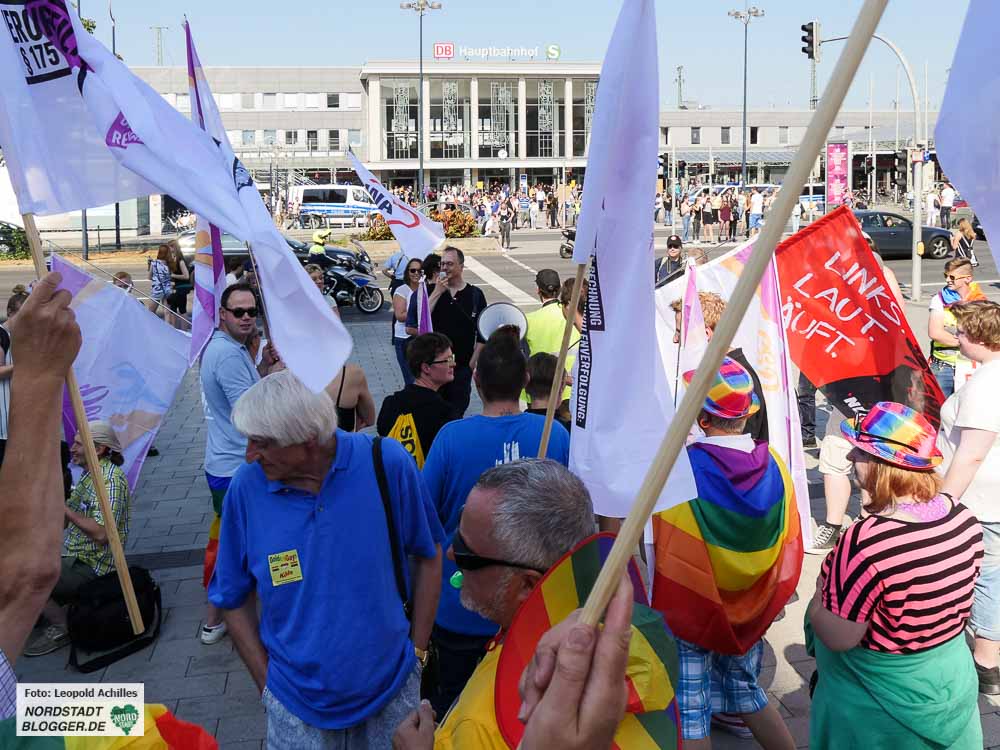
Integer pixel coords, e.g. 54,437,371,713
22,213,145,635
537,259,590,458
577,0,890,628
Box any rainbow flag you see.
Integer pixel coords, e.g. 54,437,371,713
1,704,217,749
652,443,803,655
495,533,681,749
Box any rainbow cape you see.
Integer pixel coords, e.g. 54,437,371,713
0,704,217,749
495,533,681,749
652,442,803,655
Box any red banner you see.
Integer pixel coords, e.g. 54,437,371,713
776,206,944,425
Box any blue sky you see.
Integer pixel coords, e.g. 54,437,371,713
93,0,967,111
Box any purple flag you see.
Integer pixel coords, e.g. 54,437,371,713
417,280,433,334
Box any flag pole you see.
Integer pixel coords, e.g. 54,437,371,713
22,213,145,635
537,259,589,458
577,0,889,628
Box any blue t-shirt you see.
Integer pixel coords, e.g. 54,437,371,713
208,431,445,729
422,414,570,636
200,329,259,477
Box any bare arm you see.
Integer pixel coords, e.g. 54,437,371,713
806,585,868,652
0,363,11,380
352,368,377,430
427,281,447,313
0,274,81,666
393,293,409,323
469,341,485,371
408,546,442,652
64,506,109,546
223,593,268,694
940,427,996,501
928,311,959,348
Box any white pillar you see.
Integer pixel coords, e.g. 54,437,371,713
518,77,527,160
470,77,479,161
367,77,381,161
564,78,573,159
422,77,432,168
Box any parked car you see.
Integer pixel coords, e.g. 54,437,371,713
0,220,26,257
852,210,953,260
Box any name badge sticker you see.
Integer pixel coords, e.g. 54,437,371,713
268,549,303,587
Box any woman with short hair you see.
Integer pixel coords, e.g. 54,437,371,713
807,402,984,749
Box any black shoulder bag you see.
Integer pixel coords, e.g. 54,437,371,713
372,437,410,615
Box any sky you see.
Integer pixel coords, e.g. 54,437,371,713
92,0,968,112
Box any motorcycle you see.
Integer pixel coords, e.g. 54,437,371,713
559,228,575,259
304,242,384,315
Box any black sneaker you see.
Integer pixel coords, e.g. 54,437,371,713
806,522,842,555
976,662,1000,695
802,435,818,450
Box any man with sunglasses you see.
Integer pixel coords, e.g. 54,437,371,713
198,282,278,645
928,257,987,397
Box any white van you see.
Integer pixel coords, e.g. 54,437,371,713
289,184,377,228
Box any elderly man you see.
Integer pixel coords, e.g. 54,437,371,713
209,370,443,750
24,421,132,657
394,459,596,748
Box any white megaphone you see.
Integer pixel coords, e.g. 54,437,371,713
477,302,528,341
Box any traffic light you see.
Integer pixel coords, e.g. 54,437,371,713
678,160,687,178
864,156,874,176
800,20,820,62
892,150,908,186
658,154,669,179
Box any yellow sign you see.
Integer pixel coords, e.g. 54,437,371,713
268,549,303,587
476,180,484,190
389,413,426,468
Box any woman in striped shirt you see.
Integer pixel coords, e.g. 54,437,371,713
806,402,984,749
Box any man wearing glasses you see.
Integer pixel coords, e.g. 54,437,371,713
198,283,279,646
928,257,987,397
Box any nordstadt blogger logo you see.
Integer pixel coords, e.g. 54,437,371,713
433,42,454,59
16,683,145,737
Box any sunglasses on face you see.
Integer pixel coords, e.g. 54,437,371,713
226,306,259,319
944,274,971,282
452,528,545,573
407,267,422,274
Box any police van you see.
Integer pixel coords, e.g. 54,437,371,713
289,184,378,228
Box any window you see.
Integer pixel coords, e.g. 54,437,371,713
749,126,759,145
778,126,789,145
306,130,318,151
241,130,255,146
663,127,670,146
860,213,882,228
285,130,299,146
329,129,341,150
283,93,299,108
348,129,362,147
176,93,190,111
219,93,234,110
263,129,276,145
690,127,700,145
305,94,320,108
346,93,362,110
240,93,255,109
836,125,845,136
302,187,347,204
721,126,731,145
327,93,340,109
262,93,277,110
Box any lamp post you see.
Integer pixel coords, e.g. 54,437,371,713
400,0,442,201
728,5,764,187
110,0,121,249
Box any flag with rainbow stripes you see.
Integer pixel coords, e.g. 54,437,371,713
652,443,803,655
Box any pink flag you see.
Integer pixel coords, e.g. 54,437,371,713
681,262,708,372
417,280,433,334
185,22,226,364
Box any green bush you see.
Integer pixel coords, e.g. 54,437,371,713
431,209,481,239
360,216,394,241
0,225,30,260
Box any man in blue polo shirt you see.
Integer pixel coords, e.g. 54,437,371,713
209,370,443,749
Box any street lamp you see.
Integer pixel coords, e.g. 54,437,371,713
728,5,764,187
400,0,442,201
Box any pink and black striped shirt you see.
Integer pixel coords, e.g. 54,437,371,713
821,498,983,654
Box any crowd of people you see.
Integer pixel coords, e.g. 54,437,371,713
2,220,999,749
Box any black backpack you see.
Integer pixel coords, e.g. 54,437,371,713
66,565,162,673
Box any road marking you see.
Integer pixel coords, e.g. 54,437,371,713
464,256,536,306
504,254,537,275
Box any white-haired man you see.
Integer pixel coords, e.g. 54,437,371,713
209,370,444,750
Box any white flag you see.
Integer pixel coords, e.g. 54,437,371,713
348,150,444,261
569,0,696,518
29,3,351,392
936,0,1000,271
0,4,154,214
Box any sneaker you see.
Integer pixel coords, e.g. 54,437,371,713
199,622,228,645
806,522,842,555
801,435,819,450
711,712,754,739
976,661,1000,695
24,625,70,657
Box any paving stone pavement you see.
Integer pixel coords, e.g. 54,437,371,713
14,274,1000,749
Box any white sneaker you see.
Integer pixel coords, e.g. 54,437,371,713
200,621,228,645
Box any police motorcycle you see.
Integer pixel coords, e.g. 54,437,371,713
304,233,384,315
558,228,575,259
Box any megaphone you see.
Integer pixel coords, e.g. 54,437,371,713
477,302,528,341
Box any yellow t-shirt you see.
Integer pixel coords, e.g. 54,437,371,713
434,644,506,750
525,301,579,402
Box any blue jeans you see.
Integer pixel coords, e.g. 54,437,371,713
393,337,414,386
971,522,1000,641
682,214,691,242
930,358,955,398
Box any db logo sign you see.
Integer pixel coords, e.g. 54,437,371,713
433,42,454,59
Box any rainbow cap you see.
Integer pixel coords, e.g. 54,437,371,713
840,401,942,471
683,357,760,420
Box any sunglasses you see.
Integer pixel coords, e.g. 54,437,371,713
431,354,456,366
225,306,259,319
944,274,971,282
452,528,545,573
407,267,422,274
850,414,918,452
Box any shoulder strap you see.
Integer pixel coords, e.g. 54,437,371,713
335,365,347,407
372,437,408,605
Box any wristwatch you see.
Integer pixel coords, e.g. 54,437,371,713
414,646,429,668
